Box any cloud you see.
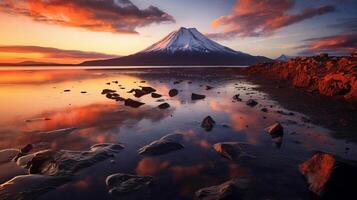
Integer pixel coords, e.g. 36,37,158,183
0,45,118,62
297,33,357,55
0,0,175,34
208,0,335,39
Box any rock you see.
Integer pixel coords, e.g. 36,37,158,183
151,93,162,98
299,152,357,198
195,178,251,200
265,123,284,148
140,86,156,93
106,173,153,198
63,89,70,92
261,108,268,112
213,142,242,161
25,143,123,176
246,99,258,107
138,134,184,156
101,89,116,94
13,144,33,161
159,133,184,143
168,89,178,97
81,91,87,94
0,174,71,200
205,85,214,90
125,98,145,108
233,94,242,101
0,149,20,164
158,103,170,109
201,116,216,131
192,93,206,100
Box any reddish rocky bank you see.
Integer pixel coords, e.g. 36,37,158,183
244,53,357,101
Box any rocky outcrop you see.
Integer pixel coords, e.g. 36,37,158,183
245,55,357,101
299,152,357,199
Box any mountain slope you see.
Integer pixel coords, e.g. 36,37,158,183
82,27,271,66
275,54,291,62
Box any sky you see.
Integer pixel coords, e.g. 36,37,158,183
0,0,356,64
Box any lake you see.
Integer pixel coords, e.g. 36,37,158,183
0,67,356,200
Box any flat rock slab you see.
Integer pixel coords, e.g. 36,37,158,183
138,134,184,156
195,177,251,200
23,143,124,176
106,173,153,199
299,152,357,198
0,174,70,200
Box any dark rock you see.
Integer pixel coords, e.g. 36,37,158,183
169,89,178,97
106,173,153,199
246,99,258,107
261,108,268,112
195,178,251,200
63,90,70,92
81,91,87,94
192,93,206,100
112,81,118,84
205,85,214,90
201,116,216,131
265,123,284,148
158,103,170,109
299,152,357,198
233,94,242,101
102,89,116,95
138,134,184,156
13,144,33,161
140,86,156,93
124,98,145,108
213,142,241,160
133,89,148,98
151,93,162,98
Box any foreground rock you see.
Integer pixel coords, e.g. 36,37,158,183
299,152,357,199
158,103,170,109
245,55,357,101
168,89,178,97
201,116,216,131
0,174,70,200
192,93,206,100
125,98,145,108
151,93,162,98
195,177,251,200
106,173,153,199
213,142,250,161
138,134,184,156
265,123,284,148
13,144,33,161
23,143,124,176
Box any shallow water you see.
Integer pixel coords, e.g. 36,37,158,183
0,68,356,200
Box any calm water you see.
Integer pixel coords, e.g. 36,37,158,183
0,68,356,200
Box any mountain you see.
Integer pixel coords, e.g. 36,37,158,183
275,54,291,62
81,27,271,66
0,61,72,66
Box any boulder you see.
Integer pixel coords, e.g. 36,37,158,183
138,134,184,156
299,152,357,198
106,173,153,199
125,98,145,108
151,93,162,98
246,99,258,107
195,177,251,200
168,89,178,97
158,103,170,109
192,93,206,100
265,123,284,148
201,116,216,131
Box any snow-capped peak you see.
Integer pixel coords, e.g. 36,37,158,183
140,27,240,54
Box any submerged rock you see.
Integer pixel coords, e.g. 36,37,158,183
138,134,184,156
106,173,153,199
246,99,258,107
169,89,178,97
158,103,170,109
125,98,145,108
192,93,206,100
24,143,124,176
201,116,216,131
0,174,71,200
299,152,357,198
151,93,162,98
195,177,251,200
213,142,242,161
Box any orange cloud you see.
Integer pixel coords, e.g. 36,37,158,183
0,0,174,34
208,0,335,39
0,45,118,64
